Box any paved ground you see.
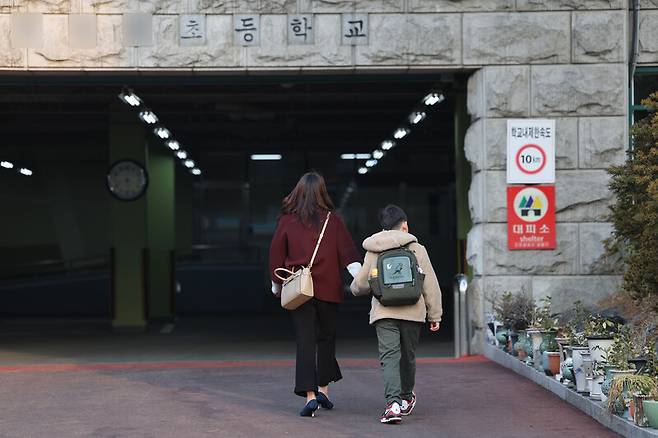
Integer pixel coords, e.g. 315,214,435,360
0,319,619,438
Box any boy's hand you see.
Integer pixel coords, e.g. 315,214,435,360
429,321,440,332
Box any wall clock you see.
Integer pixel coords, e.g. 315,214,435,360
107,159,149,201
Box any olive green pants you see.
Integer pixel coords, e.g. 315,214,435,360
374,318,422,405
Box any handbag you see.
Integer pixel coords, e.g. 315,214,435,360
274,212,331,310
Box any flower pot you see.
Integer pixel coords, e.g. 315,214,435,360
495,328,508,349
514,330,528,360
561,357,574,383
508,331,519,356
543,351,561,377
581,355,593,393
571,347,591,393
642,400,658,429
631,394,650,427
528,330,543,371
586,337,614,364
590,375,604,400
555,337,569,363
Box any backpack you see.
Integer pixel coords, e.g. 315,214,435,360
368,246,424,306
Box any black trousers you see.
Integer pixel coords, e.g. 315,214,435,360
290,298,342,397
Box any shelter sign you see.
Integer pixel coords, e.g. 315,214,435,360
507,119,555,184
507,185,556,250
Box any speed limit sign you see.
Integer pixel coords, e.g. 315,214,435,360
507,119,555,184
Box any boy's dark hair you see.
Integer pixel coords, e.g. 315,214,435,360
380,204,407,230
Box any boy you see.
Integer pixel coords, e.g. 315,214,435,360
350,204,443,424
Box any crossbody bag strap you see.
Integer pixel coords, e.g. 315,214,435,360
308,212,331,271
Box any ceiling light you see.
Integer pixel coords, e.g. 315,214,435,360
372,150,384,160
381,140,395,151
394,128,409,139
138,110,158,125
365,159,378,168
19,168,32,176
118,89,142,107
358,167,368,175
154,127,171,139
184,159,195,168
251,154,282,160
410,111,426,125
176,151,188,160
191,168,201,175
166,140,180,151
341,153,371,160
1,161,14,169
423,92,445,106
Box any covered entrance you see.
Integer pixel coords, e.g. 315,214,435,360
0,73,470,353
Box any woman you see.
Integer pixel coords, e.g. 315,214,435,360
269,172,361,417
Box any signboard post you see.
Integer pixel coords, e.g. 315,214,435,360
507,185,556,250
507,119,555,184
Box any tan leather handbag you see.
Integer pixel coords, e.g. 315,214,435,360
274,212,331,310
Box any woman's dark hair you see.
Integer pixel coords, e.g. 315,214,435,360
282,172,335,227
380,204,407,230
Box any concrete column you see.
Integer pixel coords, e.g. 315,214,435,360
109,108,147,330
146,143,175,320
454,90,472,275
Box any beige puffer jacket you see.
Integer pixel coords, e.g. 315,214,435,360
350,230,443,325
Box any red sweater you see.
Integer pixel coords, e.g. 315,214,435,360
269,212,361,303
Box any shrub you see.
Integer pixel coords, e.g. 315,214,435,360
607,92,658,311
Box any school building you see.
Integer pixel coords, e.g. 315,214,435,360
1,0,657,352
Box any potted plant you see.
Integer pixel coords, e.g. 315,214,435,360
642,385,658,429
607,374,657,418
590,361,606,401
507,292,533,360
527,297,560,372
627,321,658,375
584,313,619,364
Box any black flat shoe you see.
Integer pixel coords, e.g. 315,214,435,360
300,399,319,417
316,392,334,410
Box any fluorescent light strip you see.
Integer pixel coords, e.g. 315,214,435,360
154,127,171,139
184,159,195,168
372,150,384,160
1,161,14,169
423,93,445,106
410,111,426,125
341,153,371,160
118,89,142,107
176,151,188,160
191,168,201,175
19,168,33,176
251,154,282,161
381,140,395,151
166,140,180,151
139,110,158,125
394,128,409,139
365,159,378,168
358,167,368,175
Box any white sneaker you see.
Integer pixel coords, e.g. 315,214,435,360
401,392,416,416
380,402,402,424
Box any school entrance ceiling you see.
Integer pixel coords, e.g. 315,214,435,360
1,73,464,184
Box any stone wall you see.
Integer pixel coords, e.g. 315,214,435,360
0,0,656,70
1,0,656,350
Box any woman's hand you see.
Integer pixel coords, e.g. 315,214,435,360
429,321,440,332
271,281,281,298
